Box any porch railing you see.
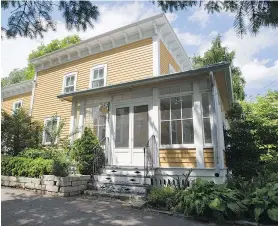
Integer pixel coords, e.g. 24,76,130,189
91,136,108,175
143,135,156,184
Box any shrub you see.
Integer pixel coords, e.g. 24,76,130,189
52,153,70,177
1,155,53,177
243,183,278,223
72,127,105,175
19,148,53,159
147,186,177,210
1,109,42,156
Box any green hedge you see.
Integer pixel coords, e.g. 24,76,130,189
1,155,69,177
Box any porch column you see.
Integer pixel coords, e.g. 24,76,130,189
210,72,225,169
193,81,205,168
152,35,160,76
69,99,76,144
78,100,85,138
152,87,160,168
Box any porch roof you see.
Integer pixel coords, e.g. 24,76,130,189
57,62,233,110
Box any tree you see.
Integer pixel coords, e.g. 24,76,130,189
225,91,278,180
154,1,278,36
1,35,80,87
1,68,27,87
1,1,99,39
1,109,43,156
192,35,246,101
44,114,65,147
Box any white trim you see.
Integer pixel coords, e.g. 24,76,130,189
62,72,77,94
169,64,175,74
29,72,37,116
69,100,76,144
12,100,23,113
89,64,107,89
78,100,85,138
152,88,160,167
42,116,61,145
152,35,160,76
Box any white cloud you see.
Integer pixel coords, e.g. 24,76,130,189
188,8,210,28
1,2,163,78
174,28,204,46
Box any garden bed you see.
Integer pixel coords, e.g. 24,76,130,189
1,175,90,197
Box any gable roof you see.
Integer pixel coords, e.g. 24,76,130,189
31,14,192,72
2,80,33,99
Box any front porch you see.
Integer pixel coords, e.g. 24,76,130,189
58,63,232,190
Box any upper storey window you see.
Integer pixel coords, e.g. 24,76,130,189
90,64,107,89
63,72,77,93
12,100,23,112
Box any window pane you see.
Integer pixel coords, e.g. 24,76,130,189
160,98,170,120
161,121,170,145
202,94,210,117
98,68,104,78
65,86,74,93
183,119,194,144
115,107,129,148
203,118,212,143
133,105,148,148
93,70,98,79
99,115,106,125
99,79,104,87
171,97,181,119
172,120,182,144
99,125,106,141
92,107,99,125
66,76,71,86
92,81,99,88
182,95,193,119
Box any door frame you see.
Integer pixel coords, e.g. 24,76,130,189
111,97,152,166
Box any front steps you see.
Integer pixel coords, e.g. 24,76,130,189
86,166,151,196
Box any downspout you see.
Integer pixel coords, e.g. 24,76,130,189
209,71,221,177
29,72,37,117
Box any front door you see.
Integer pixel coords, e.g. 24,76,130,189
113,102,149,166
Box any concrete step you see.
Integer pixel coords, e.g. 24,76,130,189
101,167,148,177
95,174,151,185
94,181,149,195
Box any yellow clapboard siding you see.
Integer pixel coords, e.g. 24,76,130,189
2,92,32,113
33,38,153,138
159,149,196,168
160,41,181,75
204,148,215,168
160,162,196,167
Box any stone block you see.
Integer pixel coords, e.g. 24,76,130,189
79,175,91,180
2,180,10,186
9,181,19,187
42,175,55,181
1,176,8,181
78,184,87,191
71,181,81,186
25,183,35,189
57,180,71,187
34,184,46,190
45,185,59,192
81,180,88,185
31,178,41,184
60,186,80,193
17,182,25,189
41,180,54,186
8,176,18,182
69,176,80,181
17,177,32,183
69,190,81,196
57,192,70,197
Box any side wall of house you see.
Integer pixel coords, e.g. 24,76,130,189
2,92,32,113
32,38,153,138
160,41,181,75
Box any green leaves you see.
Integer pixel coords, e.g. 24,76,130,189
209,198,225,211
267,208,278,221
254,207,264,222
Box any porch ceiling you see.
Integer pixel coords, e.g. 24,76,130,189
57,62,233,110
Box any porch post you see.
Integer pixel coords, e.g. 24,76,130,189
152,87,160,168
78,100,85,138
193,81,205,168
69,99,76,144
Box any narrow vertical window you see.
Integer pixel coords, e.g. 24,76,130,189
12,100,23,112
201,93,212,143
43,117,60,145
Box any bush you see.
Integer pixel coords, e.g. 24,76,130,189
72,127,105,175
1,155,53,177
1,109,42,156
243,183,278,223
147,186,177,210
1,154,69,177
19,148,53,159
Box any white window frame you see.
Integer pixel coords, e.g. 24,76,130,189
89,64,107,89
12,100,23,113
201,92,213,147
43,116,60,145
159,91,195,149
62,72,77,94
169,64,176,74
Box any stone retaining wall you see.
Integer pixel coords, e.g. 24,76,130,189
1,175,91,197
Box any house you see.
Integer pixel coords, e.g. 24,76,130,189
2,14,233,192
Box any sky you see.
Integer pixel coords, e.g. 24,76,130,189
1,1,278,100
